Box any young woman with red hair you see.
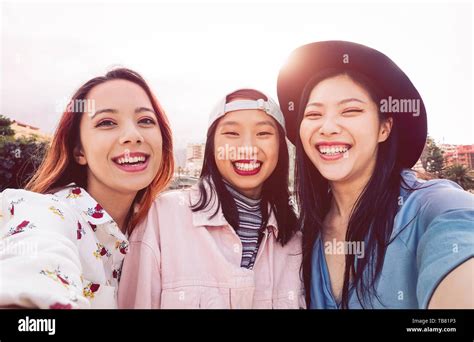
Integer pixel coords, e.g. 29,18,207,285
0,68,174,309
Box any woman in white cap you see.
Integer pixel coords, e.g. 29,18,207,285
277,40,473,309
118,88,305,309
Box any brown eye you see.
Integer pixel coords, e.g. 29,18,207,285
139,117,156,125
95,119,116,127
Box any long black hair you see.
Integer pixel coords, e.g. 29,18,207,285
296,69,412,308
191,89,298,246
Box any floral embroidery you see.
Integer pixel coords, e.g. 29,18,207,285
93,243,111,259
88,221,97,232
83,282,100,299
86,204,104,219
8,198,25,217
40,267,74,290
66,187,83,199
49,206,65,220
115,240,129,255
9,220,36,235
1,185,129,308
76,221,86,240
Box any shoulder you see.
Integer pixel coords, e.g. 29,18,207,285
155,188,193,207
0,187,80,241
129,188,194,243
1,187,77,217
401,170,473,225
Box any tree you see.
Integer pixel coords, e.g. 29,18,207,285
421,136,444,176
0,114,15,137
0,115,50,190
443,164,474,190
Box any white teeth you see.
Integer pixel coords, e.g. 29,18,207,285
116,155,146,165
318,145,350,155
233,162,261,171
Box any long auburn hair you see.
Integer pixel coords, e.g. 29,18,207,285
25,68,174,234
191,89,298,246
297,69,415,308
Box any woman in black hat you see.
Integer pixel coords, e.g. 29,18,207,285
277,41,473,309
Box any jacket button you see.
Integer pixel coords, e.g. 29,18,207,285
233,244,240,253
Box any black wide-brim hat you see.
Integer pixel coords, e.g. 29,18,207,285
277,40,427,168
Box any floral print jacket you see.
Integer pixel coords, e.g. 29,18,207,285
0,185,129,309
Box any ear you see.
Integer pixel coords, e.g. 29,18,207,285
73,145,87,165
378,117,393,143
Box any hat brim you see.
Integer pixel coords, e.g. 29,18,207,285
277,40,427,168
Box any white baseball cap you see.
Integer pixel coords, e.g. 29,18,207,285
208,89,286,133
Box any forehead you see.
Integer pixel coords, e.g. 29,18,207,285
86,79,152,108
307,75,372,103
218,109,277,127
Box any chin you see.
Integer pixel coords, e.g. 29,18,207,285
228,177,264,191
118,178,154,193
315,164,352,183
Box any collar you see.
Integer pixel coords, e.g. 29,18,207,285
189,179,279,238
54,184,116,226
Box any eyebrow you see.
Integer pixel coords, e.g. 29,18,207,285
220,120,277,128
91,107,155,119
305,98,366,108
256,120,277,128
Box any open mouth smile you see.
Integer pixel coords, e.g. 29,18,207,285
231,160,262,176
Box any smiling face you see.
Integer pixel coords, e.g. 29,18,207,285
213,106,280,199
299,74,392,184
74,79,163,196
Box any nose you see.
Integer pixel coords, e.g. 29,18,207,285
238,132,259,160
319,112,342,136
119,121,144,145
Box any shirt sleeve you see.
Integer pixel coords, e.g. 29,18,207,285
118,202,162,309
415,182,474,308
0,189,90,309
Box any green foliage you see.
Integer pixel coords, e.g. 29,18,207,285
0,116,49,191
443,164,474,190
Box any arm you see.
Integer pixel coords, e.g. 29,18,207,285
428,257,474,309
0,189,90,309
415,184,474,309
118,240,162,309
118,201,162,309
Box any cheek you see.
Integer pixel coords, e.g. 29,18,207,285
148,129,163,154
262,138,280,169
299,120,317,154
213,139,230,173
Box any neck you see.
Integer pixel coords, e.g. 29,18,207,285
86,181,136,233
223,179,262,200
327,160,375,231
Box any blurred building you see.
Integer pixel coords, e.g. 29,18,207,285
185,143,205,177
441,144,474,169
11,120,52,142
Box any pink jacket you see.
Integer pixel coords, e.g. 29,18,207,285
118,184,305,309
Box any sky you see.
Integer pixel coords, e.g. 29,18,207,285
0,0,472,149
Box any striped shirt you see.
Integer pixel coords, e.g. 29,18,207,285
224,182,263,269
